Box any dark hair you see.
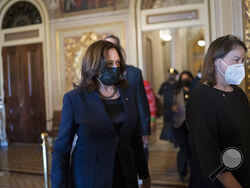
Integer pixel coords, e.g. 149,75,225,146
176,70,194,94
75,40,127,93
105,35,121,47
201,35,247,86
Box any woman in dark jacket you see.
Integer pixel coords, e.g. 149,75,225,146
51,40,151,188
186,35,250,188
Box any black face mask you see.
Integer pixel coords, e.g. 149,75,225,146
98,67,121,86
181,79,191,87
169,75,176,82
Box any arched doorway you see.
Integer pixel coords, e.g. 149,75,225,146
136,0,210,89
0,0,52,144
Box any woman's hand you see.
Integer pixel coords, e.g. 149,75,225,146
142,178,151,188
217,172,242,188
171,105,179,113
142,136,149,148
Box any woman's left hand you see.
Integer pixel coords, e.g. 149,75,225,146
142,178,151,188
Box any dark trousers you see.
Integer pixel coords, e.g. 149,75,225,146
160,121,176,143
144,147,149,163
177,140,190,176
175,123,190,176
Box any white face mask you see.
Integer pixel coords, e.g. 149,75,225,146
197,72,202,79
217,59,245,85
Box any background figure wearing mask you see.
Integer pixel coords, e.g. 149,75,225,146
158,68,178,144
187,35,250,188
51,40,151,188
172,70,195,182
105,35,151,162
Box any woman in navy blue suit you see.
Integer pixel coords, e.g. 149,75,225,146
51,40,151,188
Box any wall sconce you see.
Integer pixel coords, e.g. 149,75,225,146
197,39,205,47
160,29,172,41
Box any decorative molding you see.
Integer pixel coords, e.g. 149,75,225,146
146,9,198,24
0,24,43,47
140,2,208,38
50,9,129,23
4,29,39,41
242,0,250,101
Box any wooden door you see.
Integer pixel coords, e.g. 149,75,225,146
2,43,46,143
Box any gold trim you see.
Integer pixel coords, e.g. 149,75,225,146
146,9,199,24
56,30,62,102
242,0,250,101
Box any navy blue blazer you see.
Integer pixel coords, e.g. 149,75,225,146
51,87,149,188
125,65,151,135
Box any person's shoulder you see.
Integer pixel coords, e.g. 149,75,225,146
187,84,215,108
160,81,167,85
64,88,84,99
164,81,174,86
160,81,170,88
189,84,212,99
126,64,137,70
232,85,249,102
232,85,245,94
126,65,141,74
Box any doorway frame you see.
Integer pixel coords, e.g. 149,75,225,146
135,0,210,77
0,0,52,146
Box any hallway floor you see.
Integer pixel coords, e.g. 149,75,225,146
0,118,188,188
148,119,188,188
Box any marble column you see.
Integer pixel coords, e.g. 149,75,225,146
0,101,8,147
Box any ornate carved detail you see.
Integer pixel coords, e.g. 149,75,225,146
2,1,42,29
242,0,250,101
63,32,107,92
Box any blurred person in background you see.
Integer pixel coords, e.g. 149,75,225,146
143,80,157,133
158,68,178,144
172,70,196,182
143,80,157,162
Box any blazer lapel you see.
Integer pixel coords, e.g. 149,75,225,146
83,90,118,136
118,88,135,135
